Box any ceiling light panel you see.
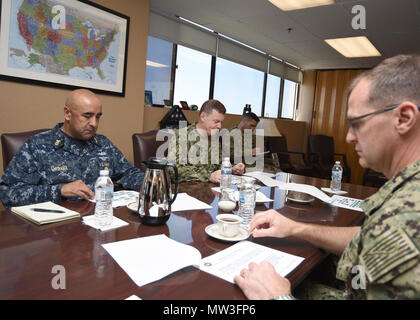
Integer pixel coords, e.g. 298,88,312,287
268,0,335,11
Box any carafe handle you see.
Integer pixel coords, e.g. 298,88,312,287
165,162,178,206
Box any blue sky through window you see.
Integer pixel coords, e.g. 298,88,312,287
214,57,264,115
173,45,211,107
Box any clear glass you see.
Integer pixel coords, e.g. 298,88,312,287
173,45,212,108
218,188,236,212
145,36,173,105
281,79,298,119
264,74,281,118
214,57,264,115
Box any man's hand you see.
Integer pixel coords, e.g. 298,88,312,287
209,170,221,183
250,209,300,238
61,180,94,200
232,163,245,175
234,261,291,299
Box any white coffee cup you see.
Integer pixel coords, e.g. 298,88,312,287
216,214,243,237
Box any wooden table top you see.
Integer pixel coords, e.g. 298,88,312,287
0,173,378,300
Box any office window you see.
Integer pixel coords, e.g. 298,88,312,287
173,45,212,107
281,79,299,119
264,74,281,118
214,57,264,115
145,36,173,105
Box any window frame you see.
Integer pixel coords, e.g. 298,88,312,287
146,37,300,119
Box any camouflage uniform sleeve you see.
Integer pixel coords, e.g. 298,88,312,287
359,222,420,299
0,141,63,208
105,139,145,191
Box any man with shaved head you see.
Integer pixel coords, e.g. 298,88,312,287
0,89,144,208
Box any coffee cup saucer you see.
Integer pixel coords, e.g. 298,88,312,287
205,223,250,242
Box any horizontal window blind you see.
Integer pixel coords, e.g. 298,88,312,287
269,58,303,84
149,10,217,56
217,37,268,73
149,9,303,83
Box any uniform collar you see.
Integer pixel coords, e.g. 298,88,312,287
52,122,100,150
361,160,420,216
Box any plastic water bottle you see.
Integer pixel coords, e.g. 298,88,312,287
238,177,256,229
331,161,343,192
220,157,232,191
94,170,114,227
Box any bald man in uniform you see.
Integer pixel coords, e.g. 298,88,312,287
0,89,144,208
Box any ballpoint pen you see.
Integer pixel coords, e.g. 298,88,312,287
31,208,66,213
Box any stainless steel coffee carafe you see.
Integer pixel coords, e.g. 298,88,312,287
137,157,178,225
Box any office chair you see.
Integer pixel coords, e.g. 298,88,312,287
307,134,351,182
266,134,315,177
1,128,49,171
132,130,173,171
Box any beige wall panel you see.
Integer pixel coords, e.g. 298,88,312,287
0,0,150,176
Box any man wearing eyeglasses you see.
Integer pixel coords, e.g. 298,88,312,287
235,54,420,300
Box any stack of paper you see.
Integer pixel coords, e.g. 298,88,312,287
11,201,80,225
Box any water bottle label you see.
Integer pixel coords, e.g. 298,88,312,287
332,171,341,178
98,190,113,200
105,190,113,200
239,194,245,205
222,168,232,175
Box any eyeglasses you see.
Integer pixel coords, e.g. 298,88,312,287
347,104,400,132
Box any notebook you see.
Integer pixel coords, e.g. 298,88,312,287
11,201,80,225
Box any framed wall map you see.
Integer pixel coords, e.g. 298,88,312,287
0,0,129,96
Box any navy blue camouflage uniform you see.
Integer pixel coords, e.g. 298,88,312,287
0,123,144,208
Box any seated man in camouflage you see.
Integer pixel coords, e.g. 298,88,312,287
230,112,260,160
167,99,245,183
234,54,420,300
0,89,144,208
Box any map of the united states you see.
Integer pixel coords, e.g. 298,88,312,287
16,0,118,80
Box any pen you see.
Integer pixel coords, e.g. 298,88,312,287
31,208,66,214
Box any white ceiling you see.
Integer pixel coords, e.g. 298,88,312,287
150,0,420,70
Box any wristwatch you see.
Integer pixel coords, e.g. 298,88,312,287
270,294,296,300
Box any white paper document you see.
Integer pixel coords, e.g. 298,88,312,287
200,241,305,284
112,190,139,208
171,193,213,211
329,195,364,212
89,190,139,208
102,234,202,287
243,171,277,180
125,295,142,300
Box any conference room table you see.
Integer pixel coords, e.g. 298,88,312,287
0,172,378,300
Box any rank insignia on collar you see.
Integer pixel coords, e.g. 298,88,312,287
54,139,61,146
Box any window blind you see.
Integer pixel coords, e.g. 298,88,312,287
149,9,303,83
149,10,217,56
